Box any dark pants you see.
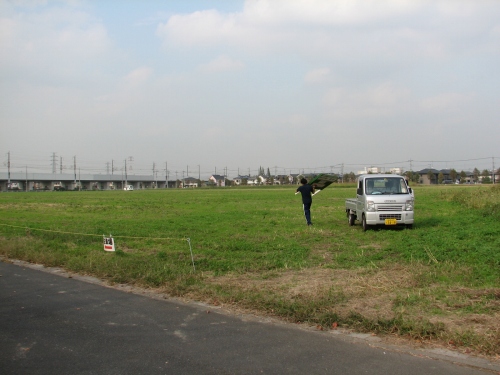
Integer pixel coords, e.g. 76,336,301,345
303,202,312,224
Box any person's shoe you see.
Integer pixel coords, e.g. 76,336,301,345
307,222,313,226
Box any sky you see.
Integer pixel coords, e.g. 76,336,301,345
1,0,499,178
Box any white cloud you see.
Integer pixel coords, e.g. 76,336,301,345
304,68,330,84
156,9,241,47
0,2,112,79
420,92,474,112
242,0,420,25
123,67,153,87
323,83,413,120
199,55,245,72
155,0,500,63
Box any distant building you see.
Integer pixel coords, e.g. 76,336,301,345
181,177,199,188
209,174,226,187
357,167,382,175
233,175,250,185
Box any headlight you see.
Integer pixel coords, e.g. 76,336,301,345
405,199,414,211
366,200,375,212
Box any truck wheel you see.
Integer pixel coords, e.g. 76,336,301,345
348,214,355,226
362,214,368,232
406,224,413,229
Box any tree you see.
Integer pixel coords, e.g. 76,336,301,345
450,169,457,182
459,170,467,183
481,169,491,184
427,170,435,184
473,168,480,183
349,172,357,182
405,171,419,184
438,172,444,184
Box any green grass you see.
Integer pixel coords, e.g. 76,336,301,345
1,184,499,355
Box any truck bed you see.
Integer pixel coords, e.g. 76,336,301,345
345,199,357,211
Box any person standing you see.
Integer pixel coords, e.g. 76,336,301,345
296,178,315,226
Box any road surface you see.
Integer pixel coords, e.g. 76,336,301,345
1,260,498,375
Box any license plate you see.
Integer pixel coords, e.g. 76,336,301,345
385,218,397,225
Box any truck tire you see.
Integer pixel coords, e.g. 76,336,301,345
362,214,368,232
406,224,413,229
348,213,355,226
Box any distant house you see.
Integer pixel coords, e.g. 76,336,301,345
209,174,226,187
416,168,474,184
273,175,289,185
247,176,266,185
233,175,250,186
288,174,300,184
416,168,442,185
181,176,199,188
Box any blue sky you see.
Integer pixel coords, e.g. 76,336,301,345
1,0,499,178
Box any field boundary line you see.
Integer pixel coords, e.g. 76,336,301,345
0,223,196,271
0,223,189,241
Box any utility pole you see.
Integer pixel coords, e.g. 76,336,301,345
198,165,200,183
493,156,496,184
112,160,114,175
152,162,156,188
60,156,63,174
73,156,77,186
25,165,28,191
165,161,168,188
7,151,11,184
51,152,57,174
124,159,128,186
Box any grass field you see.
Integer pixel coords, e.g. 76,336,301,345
1,184,499,356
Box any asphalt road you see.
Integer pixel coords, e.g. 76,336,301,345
1,261,498,375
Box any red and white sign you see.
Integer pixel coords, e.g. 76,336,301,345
103,236,115,252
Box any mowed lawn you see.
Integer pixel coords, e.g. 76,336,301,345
1,184,499,356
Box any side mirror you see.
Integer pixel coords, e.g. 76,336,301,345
408,187,413,194
356,188,362,195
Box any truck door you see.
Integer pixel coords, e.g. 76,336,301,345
357,179,365,213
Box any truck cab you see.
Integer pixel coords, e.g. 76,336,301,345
345,174,414,231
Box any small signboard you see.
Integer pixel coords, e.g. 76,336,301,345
103,235,115,252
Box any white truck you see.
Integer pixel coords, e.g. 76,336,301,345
345,174,414,231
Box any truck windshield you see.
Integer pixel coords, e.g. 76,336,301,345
365,177,408,195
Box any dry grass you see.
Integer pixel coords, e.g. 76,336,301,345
196,263,500,357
